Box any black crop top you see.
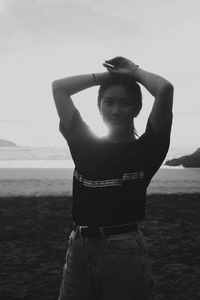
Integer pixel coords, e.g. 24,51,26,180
59,109,172,226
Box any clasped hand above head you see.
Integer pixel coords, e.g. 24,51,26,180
103,56,139,77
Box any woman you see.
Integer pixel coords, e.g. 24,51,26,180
52,56,174,300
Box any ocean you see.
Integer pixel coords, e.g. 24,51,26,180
0,146,200,197
0,145,196,168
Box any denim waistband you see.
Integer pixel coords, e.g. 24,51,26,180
73,222,139,239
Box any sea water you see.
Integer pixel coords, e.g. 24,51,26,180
0,146,73,168
0,146,200,197
0,145,196,168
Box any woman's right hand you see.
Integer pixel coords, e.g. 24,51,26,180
103,56,139,77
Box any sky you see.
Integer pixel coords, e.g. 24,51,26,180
0,0,200,149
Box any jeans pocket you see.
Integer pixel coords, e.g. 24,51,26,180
105,232,139,255
135,232,154,290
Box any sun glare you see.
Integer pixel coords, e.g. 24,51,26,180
88,119,109,137
74,92,109,138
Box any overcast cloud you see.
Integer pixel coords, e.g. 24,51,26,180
0,0,199,147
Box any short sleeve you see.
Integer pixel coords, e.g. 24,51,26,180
141,116,172,184
59,109,94,165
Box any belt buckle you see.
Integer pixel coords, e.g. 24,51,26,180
79,225,88,237
78,225,106,239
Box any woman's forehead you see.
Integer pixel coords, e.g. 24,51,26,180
103,84,130,97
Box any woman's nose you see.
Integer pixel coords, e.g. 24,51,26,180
111,104,121,115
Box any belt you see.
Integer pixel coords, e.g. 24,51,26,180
74,222,139,238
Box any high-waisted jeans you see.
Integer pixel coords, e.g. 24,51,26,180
58,228,154,300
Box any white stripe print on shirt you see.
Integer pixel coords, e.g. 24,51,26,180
73,170,144,188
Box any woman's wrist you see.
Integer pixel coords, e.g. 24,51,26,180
92,72,112,85
129,65,141,79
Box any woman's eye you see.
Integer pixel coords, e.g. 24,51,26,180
104,101,113,106
121,102,130,106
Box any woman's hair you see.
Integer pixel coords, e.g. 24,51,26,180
97,76,142,136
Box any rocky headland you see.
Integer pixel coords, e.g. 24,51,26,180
165,148,200,168
0,139,17,146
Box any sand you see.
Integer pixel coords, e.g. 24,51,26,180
1,193,200,299
0,168,73,197
0,168,74,180
1,168,200,197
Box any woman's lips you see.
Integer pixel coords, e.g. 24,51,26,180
110,118,122,123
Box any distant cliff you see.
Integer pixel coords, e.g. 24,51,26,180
165,148,200,168
0,139,17,146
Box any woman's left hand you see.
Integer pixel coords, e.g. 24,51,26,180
103,56,139,76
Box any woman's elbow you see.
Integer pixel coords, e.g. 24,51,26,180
52,80,66,97
52,80,59,92
159,82,174,99
163,81,174,93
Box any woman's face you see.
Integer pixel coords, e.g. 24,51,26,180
99,84,136,131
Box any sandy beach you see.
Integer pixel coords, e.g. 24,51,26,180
0,168,73,197
1,193,200,299
1,167,200,197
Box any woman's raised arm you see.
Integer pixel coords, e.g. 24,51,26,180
52,72,110,131
132,68,174,134
104,56,174,134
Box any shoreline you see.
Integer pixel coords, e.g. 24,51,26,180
1,167,200,196
1,167,200,177
0,192,200,200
